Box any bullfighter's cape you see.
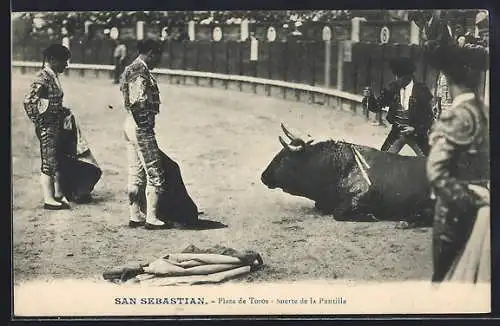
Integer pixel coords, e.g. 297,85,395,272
102,245,264,286
136,150,201,227
57,110,102,202
445,205,490,283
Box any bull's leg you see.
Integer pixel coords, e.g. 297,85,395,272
314,199,361,220
334,207,378,222
395,215,432,229
404,208,434,228
332,198,356,221
332,168,372,221
314,200,337,214
396,199,435,229
313,190,340,214
395,221,418,229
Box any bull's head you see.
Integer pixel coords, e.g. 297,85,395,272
278,122,314,152
261,123,343,200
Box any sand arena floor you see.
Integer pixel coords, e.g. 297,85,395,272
12,73,431,284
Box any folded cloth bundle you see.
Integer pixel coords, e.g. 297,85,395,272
102,245,264,286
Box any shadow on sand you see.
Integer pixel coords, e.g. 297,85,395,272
177,218,228,230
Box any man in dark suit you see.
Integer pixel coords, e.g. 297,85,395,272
362,57,434,156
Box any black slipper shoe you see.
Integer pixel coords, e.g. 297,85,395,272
73,195,93,204
128,220,145,228
144,222,172,230
44,202,70,210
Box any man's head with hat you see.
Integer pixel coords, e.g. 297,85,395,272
42,43,71,73
417,9,489,94
426,44,488,92
389,57,416,88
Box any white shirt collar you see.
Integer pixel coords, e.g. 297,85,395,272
400,80,414,110
452,92,475,108
136,56,148,69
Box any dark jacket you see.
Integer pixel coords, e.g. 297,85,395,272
364,80,434,134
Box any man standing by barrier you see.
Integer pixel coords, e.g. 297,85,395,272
362,57,435,156
120,39,168,229
113,39,127,84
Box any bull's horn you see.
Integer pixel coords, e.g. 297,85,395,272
279,136,303,152
281,123,301,142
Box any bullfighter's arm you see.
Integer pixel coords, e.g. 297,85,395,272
426,107,480,212
127,74,154,128
128,75,148,112
23,81,45,125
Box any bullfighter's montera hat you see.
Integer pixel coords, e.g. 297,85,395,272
42,43,71,68
389,57,416,76
43,44,71,61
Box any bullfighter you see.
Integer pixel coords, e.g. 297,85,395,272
362,57,435,156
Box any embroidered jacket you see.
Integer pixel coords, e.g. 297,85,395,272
23,67,64,126
363,80,434,134
120,57,161,116
427,93,489,213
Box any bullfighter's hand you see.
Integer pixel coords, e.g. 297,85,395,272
63,115,73,130
400,126,415,135
468,184,490,206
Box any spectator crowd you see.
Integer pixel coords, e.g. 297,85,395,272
16,10,477,41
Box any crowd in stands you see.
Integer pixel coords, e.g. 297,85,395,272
13,10,484,43
13,10,407,40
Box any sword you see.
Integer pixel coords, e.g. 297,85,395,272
351,145,372,187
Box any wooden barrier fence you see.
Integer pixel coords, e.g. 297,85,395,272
12,60,385,123
12,39,441,97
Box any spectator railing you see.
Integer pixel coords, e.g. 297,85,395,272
12,60,383,123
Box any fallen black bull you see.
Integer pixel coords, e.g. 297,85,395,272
261,123,434,225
